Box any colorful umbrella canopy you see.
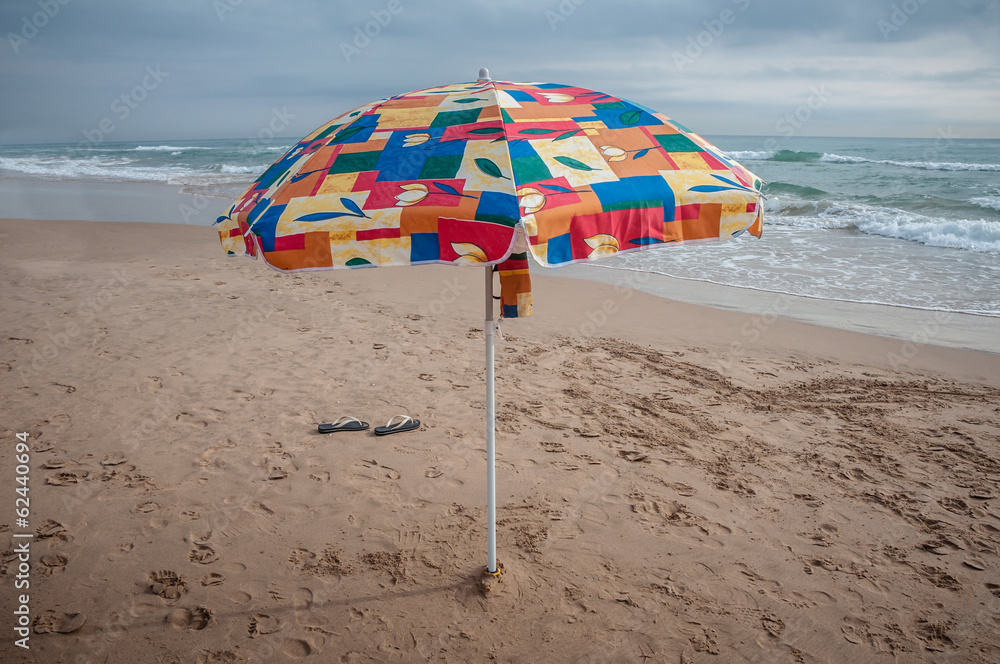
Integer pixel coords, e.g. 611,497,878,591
216,70,764,580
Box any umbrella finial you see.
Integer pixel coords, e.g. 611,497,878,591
478,67,491,81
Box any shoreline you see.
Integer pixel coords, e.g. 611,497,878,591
0,175,233,226
3,207,997,355
556,263,1000,355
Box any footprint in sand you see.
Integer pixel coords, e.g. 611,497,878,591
282,639,313,659
268,467,290,480
288,549,317,568
149,570,187,600
36,519,71,542
101,452,129,466
166,606,214,630
760,612,785,637
841,615,871,644
39,553,69,576
189,545,219,565
229,591,252,605
939,496,970,515
292,588,313,610
134,501,159,513
33,440,55,453
914,564,962,591
793,493,824,508
915,619,955,651
359,459,401,481
32,611,86,634
200,573,226,586
45,469,89,486
394,530,423,547
197,651,244,664
247,613,283,638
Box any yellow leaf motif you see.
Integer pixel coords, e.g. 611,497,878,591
599,145,627,162
542,92,574,103
516,186,546,214
520,215,538,238
584,234,620,258
403,133,430,147
451,242,489,264
395,183,429,206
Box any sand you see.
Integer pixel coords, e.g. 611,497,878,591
2,218,1000,664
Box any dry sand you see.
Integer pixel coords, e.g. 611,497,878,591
2,218,1000,664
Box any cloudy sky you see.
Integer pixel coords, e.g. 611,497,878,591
2,0,998,145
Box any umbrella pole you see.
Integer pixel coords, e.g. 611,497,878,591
485,266,497,573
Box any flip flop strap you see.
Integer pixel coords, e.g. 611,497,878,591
331,416,362,427
384,414,413,430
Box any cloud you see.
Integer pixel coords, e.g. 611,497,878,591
1,0,998,143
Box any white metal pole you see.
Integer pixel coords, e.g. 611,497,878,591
485,265,497,573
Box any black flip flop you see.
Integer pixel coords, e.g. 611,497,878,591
374,415,420,436
318,417,369,434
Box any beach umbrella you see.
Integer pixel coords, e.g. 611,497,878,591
215,69,763,582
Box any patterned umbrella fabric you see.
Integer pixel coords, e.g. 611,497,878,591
217,77,763,318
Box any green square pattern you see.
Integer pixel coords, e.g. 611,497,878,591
511,155,552,184
419,154,463,179
655,133,700,153
328,151,381,174
429,108,482,129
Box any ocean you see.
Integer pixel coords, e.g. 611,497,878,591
1,135,998,318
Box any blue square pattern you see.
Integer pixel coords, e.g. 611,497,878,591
591,176,676,222
409,232,440,263
475,191,520,226
376,137,428,182
546,232,572,265
254,203,287,252
504,89,536,103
